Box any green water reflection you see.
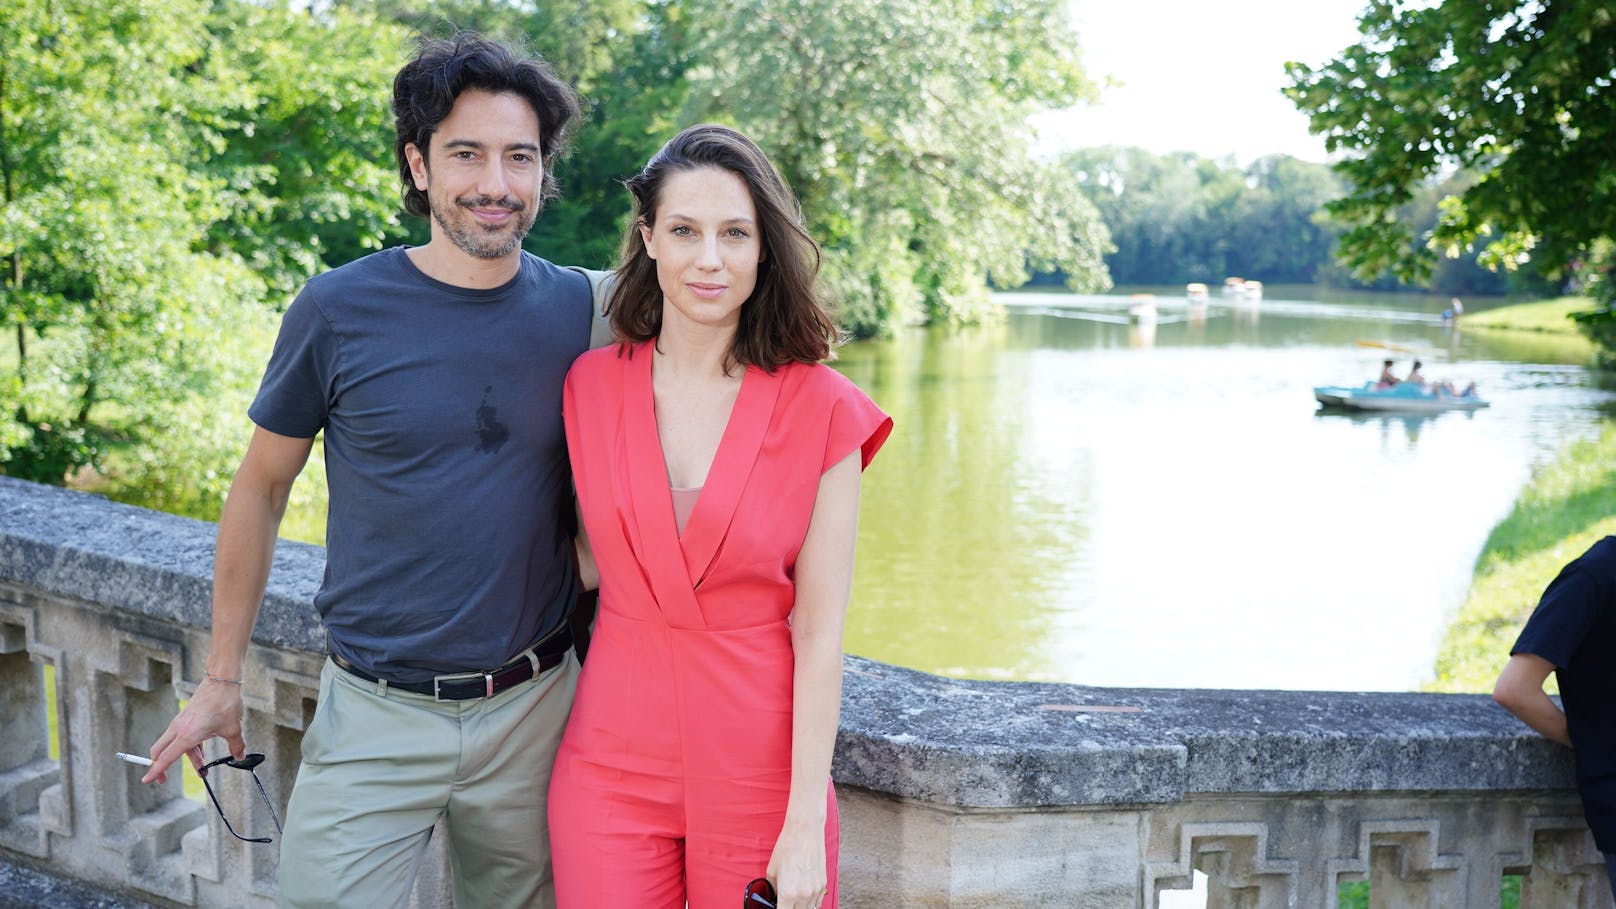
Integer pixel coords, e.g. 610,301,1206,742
833,289,1609,689
834,325,1089,681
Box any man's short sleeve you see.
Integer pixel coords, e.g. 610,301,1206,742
1512,565,1602,669
248,288,337,439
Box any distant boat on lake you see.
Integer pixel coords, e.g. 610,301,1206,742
1314,382,1490,413
1223,277,1263,303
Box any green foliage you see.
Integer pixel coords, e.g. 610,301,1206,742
1,0,260,482
1063,147,1345,285
1061,145,1536,293
1566,240,1616,364
348,0,642,90
199,2,410,296
682,0,1112,336
1340,877,1520,908
1337,881,1369,909
0,0,408,494
1286,1,1616,310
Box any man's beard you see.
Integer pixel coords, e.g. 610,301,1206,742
431,192,540,260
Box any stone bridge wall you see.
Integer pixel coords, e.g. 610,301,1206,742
1,476,1609,908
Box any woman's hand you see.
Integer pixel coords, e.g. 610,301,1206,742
765,815,828,909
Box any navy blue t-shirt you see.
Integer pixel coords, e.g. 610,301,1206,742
250,247,591,682
1512,536,1616,851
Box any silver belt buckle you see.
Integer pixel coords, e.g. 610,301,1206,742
433,670,496,702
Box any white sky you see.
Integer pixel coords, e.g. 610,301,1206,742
1033,0,1373,164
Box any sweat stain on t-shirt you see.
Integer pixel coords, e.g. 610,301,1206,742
476,386,511,453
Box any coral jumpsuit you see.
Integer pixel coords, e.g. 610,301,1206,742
549,342,891,908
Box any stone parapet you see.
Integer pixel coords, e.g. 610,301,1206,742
1,476,1610,907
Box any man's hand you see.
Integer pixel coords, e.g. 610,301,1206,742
142,678,247,784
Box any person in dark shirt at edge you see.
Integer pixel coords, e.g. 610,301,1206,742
1494,536,1616,898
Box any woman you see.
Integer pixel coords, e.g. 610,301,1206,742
548,125,892,909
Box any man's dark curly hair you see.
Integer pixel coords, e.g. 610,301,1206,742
391,33,580,218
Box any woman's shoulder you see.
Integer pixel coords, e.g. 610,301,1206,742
569,341,645,382
774,359,864,401
770,361,892,470
771,360,886,428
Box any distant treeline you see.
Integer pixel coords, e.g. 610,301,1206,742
1031,146,1561,296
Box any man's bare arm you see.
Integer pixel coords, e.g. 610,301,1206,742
143,427,313,783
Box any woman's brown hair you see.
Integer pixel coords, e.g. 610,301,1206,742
606,124,838,369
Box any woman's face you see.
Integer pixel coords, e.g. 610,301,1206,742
640,166,762,335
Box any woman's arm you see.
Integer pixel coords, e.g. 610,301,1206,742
768,449,862,909
573,494,599,593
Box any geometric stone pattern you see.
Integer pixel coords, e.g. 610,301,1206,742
0,579,458,908
835,788,1614,909
1138,796,1614,909
3,476,1614,908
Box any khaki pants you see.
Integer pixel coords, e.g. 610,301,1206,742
277,650,579,909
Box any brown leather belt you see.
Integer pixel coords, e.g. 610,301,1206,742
330,625,572,701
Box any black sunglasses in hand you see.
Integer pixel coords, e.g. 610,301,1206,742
744,877,777,908
198,752,283,844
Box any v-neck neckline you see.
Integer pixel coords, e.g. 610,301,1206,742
622,341,782,609
651,352,746,535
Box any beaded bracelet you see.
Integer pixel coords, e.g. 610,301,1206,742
204,672,243,686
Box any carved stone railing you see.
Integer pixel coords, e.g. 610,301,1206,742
1,475,1611,908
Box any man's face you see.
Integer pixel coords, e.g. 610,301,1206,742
405,89,543,260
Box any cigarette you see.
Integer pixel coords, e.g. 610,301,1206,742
115,752,153,767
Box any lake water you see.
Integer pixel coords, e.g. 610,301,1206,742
833,287,1613,692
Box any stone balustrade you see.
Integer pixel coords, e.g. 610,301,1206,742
1,475,1610,908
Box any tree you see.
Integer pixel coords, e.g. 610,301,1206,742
0,0,262,482
1061,147,1352,286
1232,155,1345,283
0,0,411,506
1286,0,1616,342
199,2,409,297
681,0,1112,336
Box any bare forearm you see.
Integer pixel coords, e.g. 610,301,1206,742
1498,688,1571,747
783,452,861,823
1493,653,1572,748
784,628,844,824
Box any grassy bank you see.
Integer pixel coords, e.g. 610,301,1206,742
1426,420,1616,693
1464,296,1596,334
1461,295,1600,365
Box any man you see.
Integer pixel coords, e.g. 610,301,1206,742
144,34,592,908
1493,536,1616,898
